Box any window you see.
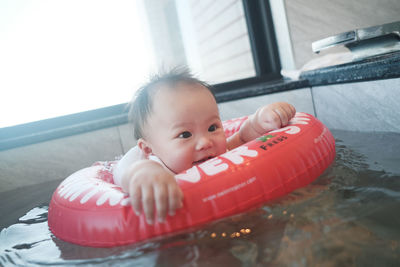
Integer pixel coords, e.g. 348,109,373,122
141,0,281,90
0,0,154,128
0,0,281,150
175,0,256,84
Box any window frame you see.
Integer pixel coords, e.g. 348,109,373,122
0,0,282,151
213,0,281,94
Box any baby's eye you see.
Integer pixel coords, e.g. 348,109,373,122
208,124,218,132
178,131,192,138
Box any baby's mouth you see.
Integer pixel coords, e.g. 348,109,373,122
193,156,213,165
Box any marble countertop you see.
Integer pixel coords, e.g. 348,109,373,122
215,51,400,103
300,51,400,86
214,79,308,103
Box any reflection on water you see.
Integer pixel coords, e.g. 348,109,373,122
1,130,400,266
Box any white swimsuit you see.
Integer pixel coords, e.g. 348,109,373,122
113,146,166,186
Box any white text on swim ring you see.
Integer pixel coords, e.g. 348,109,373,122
202,176,257,202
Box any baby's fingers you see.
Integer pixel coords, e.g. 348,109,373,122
273,108,289,127
129,180,142,217
142,185,155,225
168,185,183,217
275,104,296,126
283,104,296,122
154,185,168,223
288,104,296,117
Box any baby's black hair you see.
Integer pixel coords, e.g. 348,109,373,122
129,67,215,140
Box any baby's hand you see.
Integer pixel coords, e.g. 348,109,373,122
123,160,183,225
247,102,296,139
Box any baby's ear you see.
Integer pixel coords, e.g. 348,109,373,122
137,138,153,157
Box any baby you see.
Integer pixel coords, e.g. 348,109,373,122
113,68,296,224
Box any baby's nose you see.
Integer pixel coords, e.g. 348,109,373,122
196,136,212,151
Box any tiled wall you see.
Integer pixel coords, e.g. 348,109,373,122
0,127,123,193
312,77,400,132
0,126,125,228
218,87,315,120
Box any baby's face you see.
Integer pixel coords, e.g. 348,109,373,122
142,82,227,174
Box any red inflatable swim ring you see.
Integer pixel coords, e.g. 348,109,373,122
48,113,335,247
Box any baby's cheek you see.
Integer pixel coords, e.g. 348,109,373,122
217,136,228,154
171,150,193,173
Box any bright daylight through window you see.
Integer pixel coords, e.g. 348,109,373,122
0,0,154,128
0,0,255,128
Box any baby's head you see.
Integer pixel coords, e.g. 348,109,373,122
129,68,227,173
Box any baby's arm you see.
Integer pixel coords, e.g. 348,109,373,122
227,102,296,149
114,149,183,224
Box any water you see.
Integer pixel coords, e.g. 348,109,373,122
1,130,400,266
